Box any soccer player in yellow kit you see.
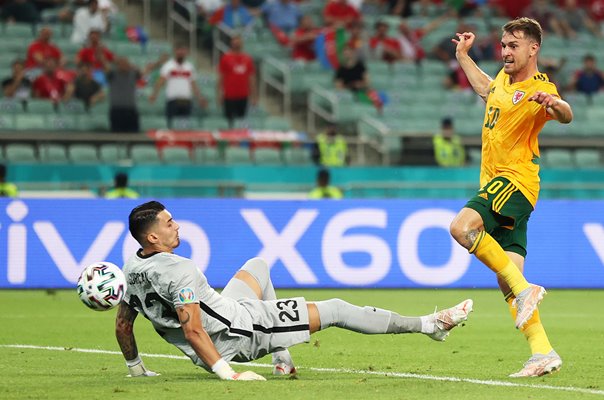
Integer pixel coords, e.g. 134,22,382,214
449,17,573,377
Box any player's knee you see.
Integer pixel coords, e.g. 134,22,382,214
449,220,465,242
241,257,270,282
449,221,475,249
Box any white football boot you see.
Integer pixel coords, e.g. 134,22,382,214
427,299,473,341
514,285,547,329
272,350,297,376
509,350,562,378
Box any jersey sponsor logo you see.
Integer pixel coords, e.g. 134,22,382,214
478,192,489,200
512,90,525,105
178,287,196,303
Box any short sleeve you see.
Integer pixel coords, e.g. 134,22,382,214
169,259,205,307
160,61,170,78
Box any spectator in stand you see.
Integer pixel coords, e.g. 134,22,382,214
150,44,208,129
0,0,40,23
261,0,301,34
323,0,361,29
369,20,402,63
347,21,369,61
291,15,319,62
557,0,602,39
432,21,479,64
396,14,448,63
488,0,526,19
32,58,72,103
75,29,114,70
71,0,107,45
25,27,64,72
308,168,343,199
105,172,139,199
335,47,368,92
522,0,565,37
64,62,104,110
566,54,604,98
197,0,224,19
478,27,503,62
104,55,168,133
0,164,18,198
433,21,477,92
432,117,466,168
209,0,255,30
217,35,257,127
313,123,348,167
387,0,414,18
2,59,32,108
588,0,604,23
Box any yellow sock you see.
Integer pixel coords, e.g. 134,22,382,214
505,293,553,355
470,231,530,296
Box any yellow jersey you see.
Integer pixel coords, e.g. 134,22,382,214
480,69,559,207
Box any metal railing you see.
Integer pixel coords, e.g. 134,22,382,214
167,0,197,56
260,57,292,119
356,116,392,165
307,86,337,132
212,23,234,67
122,0,151,36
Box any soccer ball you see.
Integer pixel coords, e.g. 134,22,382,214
77,262,127,311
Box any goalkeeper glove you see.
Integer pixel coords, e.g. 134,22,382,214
126,356,160,377
211,358,266,381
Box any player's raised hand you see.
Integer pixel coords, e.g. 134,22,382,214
528,91,559,108
452,32,476,54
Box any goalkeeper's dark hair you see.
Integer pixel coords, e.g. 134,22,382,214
503,17,542,45
129,201,166,246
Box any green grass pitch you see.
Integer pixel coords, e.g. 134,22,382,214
1,289,603,399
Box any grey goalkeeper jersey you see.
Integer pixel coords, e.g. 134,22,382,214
122,250,251,339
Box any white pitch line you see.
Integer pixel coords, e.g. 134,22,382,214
2,344,604,397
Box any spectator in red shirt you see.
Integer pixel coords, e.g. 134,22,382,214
291,15,319,62
369,20,402,63
32,58,72,103
25,27,64,71
217,35,257,127
589,0,604,22
75,29,114,70
323,0,361,28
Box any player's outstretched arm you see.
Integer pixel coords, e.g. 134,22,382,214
528,91,573,124
176,303,266,381
453,32,493,102
115,301,160,377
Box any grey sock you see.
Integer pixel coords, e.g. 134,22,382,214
314,298,421,334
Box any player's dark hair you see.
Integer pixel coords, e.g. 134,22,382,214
503,17,542,45
129,201,166,246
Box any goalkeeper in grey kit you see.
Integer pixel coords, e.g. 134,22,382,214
116,201,474,380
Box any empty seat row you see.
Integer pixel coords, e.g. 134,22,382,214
0,143,314,166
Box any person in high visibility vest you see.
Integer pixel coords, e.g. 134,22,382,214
314,123,348,167
0,164,18,198
105,172,139,199
309,168,343,199
433,117,466,167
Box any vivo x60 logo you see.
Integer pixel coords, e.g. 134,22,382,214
2,200,604,287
